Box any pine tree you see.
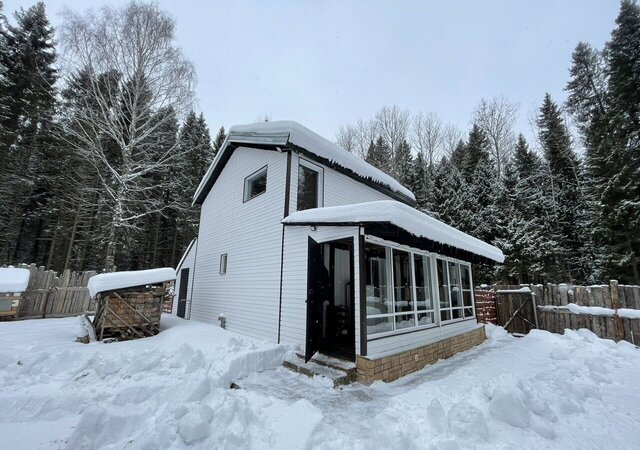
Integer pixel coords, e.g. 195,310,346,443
365,136,392,174
173,111,215,265
537,94,591,282
601,0,640,283
213,126,226,152
0,2,58,265
394,139,413,187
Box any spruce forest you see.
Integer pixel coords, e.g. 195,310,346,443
1,1,639,286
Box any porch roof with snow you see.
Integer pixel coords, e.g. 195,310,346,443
282,200,505,264
192,121,416,206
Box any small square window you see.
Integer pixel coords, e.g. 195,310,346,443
219,253,228,275
243,166,267,202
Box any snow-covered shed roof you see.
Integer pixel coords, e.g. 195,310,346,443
282,200,505,263
0,267,30,293
88,268,176,298
193,121,416,206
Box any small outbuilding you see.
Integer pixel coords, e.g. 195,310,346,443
88,268,176,340
0,267,31,320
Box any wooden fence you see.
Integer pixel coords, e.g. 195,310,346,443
3,263,97,319
493,281,640,345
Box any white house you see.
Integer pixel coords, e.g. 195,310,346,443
174,121,504,383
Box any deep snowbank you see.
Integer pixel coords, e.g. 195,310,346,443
0,315,294,449
1,317,639,449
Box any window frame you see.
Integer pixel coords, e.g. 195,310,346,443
296,158,324,211
243,165,268,203
437,258,475,324
219,253,228,275
365,237,443,338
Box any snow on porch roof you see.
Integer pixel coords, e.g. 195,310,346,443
193,121,416,206
282,200,505,263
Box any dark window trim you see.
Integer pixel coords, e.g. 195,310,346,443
219,253,228,274
358,229,367,356
243,165,268,203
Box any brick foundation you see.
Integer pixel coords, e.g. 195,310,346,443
474,290,498,324
356,326,486,384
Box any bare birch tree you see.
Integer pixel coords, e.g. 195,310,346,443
442,123,463,158
473,96,518,177
58,1,196,270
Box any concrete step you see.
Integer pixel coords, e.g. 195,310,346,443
283,353,357,388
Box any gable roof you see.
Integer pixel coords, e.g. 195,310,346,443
193,121,416,206
282,200,505,263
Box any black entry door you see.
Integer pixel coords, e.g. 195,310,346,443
177,268,189,318
305,237,326,362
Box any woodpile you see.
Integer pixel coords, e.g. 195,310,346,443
92,284,167,340
0,293,21,320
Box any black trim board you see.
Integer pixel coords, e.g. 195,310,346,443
283,222,497,265
358,230,367,356
194,140,415,207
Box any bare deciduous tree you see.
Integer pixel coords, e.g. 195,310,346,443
58,1,196,270
473,96,519,177
442,123,463,158
375,105,410,157
335,118,377,159
412,112,444,167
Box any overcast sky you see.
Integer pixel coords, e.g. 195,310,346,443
4,0,620,144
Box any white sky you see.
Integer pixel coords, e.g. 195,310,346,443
4,0,620,144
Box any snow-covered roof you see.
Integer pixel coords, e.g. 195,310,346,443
193,121,416,206
282,200,505,263
88,268,176,298
0,267,30,293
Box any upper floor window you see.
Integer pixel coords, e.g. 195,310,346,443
243,166,267,202
297,159,323,211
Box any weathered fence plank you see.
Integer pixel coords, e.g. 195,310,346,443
5,264,98,319
489,280,640,345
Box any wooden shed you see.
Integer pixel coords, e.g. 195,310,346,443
88,268,176,340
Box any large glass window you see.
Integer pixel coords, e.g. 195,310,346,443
365,240,474,336
461,265,474,318
365,244,392,334
297,160,322,211
437,259,474,323
414,254,435,325
366,242,436,336
243,166,267,202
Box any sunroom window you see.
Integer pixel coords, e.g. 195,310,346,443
365,241,437,336
437,258,474,322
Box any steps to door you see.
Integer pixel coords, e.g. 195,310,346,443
283,353,357,388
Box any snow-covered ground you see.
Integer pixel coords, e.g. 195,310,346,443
1,317,639,449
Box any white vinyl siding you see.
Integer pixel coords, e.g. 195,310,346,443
189,147,287,342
